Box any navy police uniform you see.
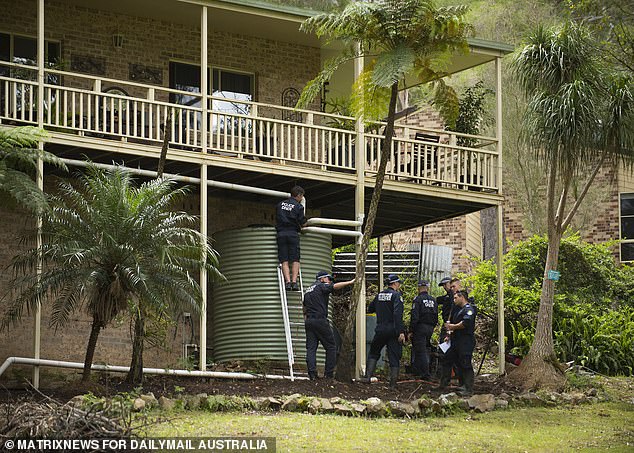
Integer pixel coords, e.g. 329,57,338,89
409,284,437,379
303,273,336,379
276,197,307,263
440,302,476,392
367,286,405,368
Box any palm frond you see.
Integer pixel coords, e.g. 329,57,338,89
297,50,356,108
372,44,416,88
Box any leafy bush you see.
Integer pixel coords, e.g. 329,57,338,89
466,234,634,375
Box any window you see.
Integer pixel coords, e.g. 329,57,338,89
0,33,61,67
211,68,253,116
0,33,61,117
620,193,634,261
169,62,254,111
169,62,254,133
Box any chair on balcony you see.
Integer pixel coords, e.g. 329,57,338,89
398,132,440,182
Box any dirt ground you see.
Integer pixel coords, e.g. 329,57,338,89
0,366,511,403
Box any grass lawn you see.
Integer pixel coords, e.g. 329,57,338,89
144,401,634,452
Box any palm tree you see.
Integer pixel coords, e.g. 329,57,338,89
0,126,65,213
299,0,471,380
2,164,221,383
509,22,634,390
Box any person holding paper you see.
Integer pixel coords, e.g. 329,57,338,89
437,290,476,395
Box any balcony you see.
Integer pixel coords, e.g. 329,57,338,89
0,60,500,195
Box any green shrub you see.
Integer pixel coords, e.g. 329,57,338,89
467,234,634,375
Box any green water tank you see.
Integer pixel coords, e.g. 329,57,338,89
211,226,332,365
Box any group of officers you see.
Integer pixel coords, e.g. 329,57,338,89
303,272,476,394
275,186,477,395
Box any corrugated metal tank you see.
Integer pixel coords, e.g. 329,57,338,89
212,226,332,365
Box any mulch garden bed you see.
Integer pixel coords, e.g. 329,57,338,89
1,369,511,404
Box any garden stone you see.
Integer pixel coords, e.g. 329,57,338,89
365,397,386,416
440,392,460,403
518,392,545,407
308,398,322,414
330,397,342,404
431,400,442,413
319,398,334,412
140,393,158,408
256,397,282,410
457,399,470,411
438,394,454,407
468,394,495,412
132,398,146,412
158,396,175,411
186,394,203,410
350,403,366,415
495,399,509,409
417,397,433,410
334,404,354,416
282,394,302,412
388,401,416,417
498,392,510,400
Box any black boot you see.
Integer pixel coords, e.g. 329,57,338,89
435,366,451,391
358,358,377,383
389,367,399,389
458,368,474,396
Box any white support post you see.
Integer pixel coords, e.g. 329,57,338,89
354,41,366,380
199,5,209,372
33,0,45,390
377,236,383,284
495,56,505,375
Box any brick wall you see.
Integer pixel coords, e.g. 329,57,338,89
386,108,624,272
0,0,321,107
0,189,308,380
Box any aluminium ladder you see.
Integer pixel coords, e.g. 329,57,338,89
276,265,305,381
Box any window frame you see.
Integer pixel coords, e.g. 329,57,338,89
619,192,634,262
168,59,256,103
0,31,61,66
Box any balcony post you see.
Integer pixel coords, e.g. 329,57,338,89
199,4,209,372
354,41,366,380
495,56,505,375
32,0,45,390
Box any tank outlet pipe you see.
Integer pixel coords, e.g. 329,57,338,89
302,226,363,237
0,357,308,381
58,158,290,199
305,218,362,228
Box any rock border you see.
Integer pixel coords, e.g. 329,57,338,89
71,387,608,419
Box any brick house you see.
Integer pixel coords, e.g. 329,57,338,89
0,0,511,381
388,109,634,273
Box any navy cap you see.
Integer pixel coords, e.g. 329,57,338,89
316,270,333,281
439,277,452,286
418,280,430,287
386,274,402,284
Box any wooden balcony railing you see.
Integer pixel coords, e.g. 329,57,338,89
0,61,499,192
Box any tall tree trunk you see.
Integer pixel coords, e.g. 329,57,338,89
82,318,102,382
126,312,145,385
336,82,400,382
157,109,172,178
508,157,568,390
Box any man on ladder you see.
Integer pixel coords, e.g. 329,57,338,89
303,271,355,380
276,186,307,291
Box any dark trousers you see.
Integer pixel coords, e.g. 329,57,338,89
440,335,474,385
305,318,336,377
411,325,434,378
368,326,402,367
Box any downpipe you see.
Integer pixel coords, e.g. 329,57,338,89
0,357,308,381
